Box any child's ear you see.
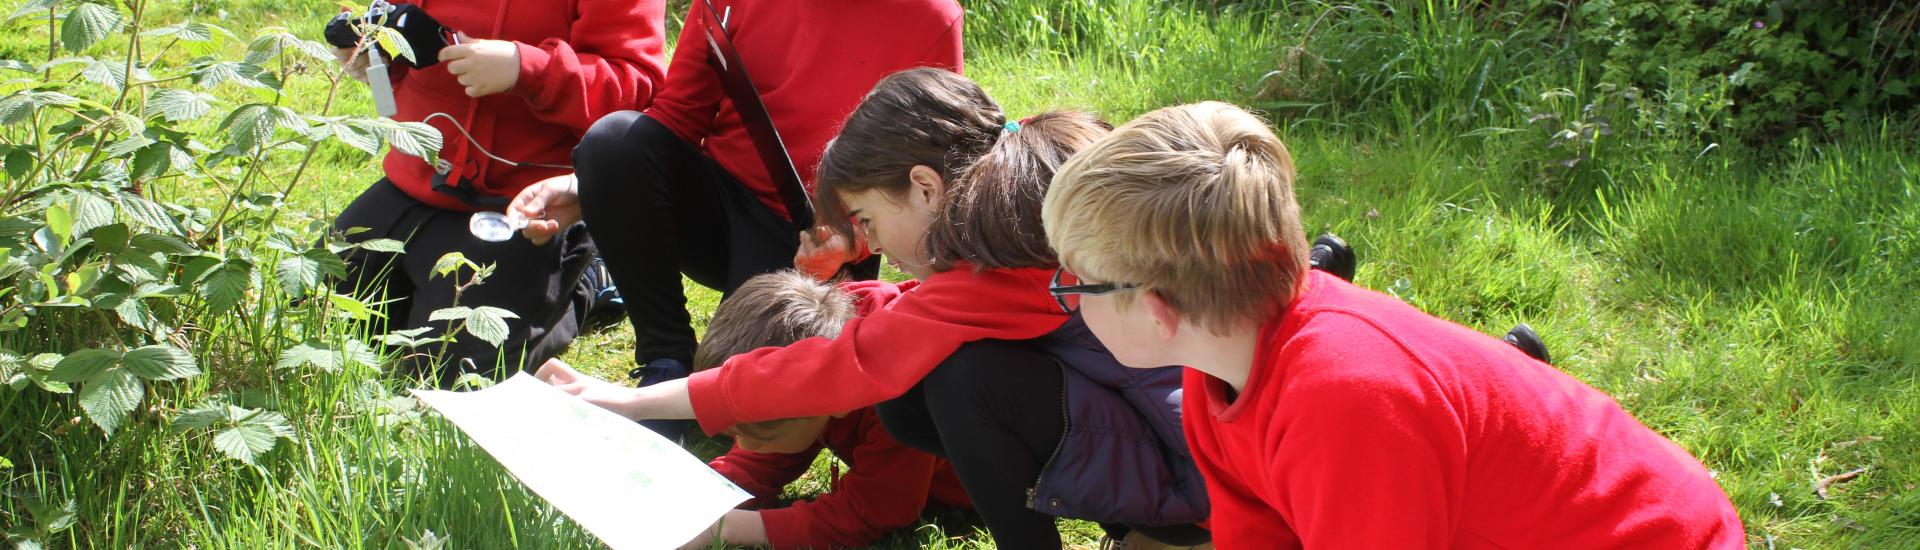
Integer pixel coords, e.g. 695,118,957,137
907,165,946,207
1142,289,1183,341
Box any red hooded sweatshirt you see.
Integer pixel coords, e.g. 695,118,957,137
383,0,668,211
687,265,1066,433
644,0,966,220
709,406,971,549
1188,271,1745,549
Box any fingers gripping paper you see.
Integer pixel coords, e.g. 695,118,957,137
413,373,749,549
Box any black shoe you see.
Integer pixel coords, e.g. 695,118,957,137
1504,323,1551,364
627,357,691,441
581,256,626,331
1309,233,1357,282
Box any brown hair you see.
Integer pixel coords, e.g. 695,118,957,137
1042,102,1310,334
926,111,1112,271
692,270,858,437
813,68,1003,250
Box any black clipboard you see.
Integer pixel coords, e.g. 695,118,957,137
699,0,815,230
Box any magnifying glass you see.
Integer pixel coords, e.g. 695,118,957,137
469,211,528,242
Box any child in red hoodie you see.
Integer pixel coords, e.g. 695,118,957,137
330,0,668,386
509,1,967,440
542,270,969,549
1039,102,1746,549
544,69,1212,548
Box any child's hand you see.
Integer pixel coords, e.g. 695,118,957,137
440,33,520,97
678,509,765,549
793,226,865,281
508,174,581,245
536,359,642,419
333,47,370,83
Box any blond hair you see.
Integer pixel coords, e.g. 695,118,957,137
1042,102,1309,334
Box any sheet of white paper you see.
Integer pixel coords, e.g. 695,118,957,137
412,373,749,549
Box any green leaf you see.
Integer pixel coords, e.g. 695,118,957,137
6,0,59,21
129,233,195,255
143,22,221,42
326,119,381,156
25,353,71,393
357,238,405,253
430,252,472,278
465,307,513,346
122,345,198,381
78,368,142,436
380,120,442,160
131,143,172,181
200,260,252,314
146,89,215,122
212,421,277,464
116,191,183,235
171,403,233,429
45,203,73,243
427,306,471,322
189,57,276,90
60,2,122,53
71,192,115,236
89,222,128,252
0,92,36,125
276,340,377,372
219,103,287,152
4,147,31,181
80,57,126,90
50,348,118,383
372,25,415,65
326,293,380,320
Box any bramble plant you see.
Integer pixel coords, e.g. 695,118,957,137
0,0,438,465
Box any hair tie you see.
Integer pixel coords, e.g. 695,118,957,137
1003,121,1021,134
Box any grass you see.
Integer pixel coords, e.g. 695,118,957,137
2,0,1917,548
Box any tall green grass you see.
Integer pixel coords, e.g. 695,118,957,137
2,0,1916,548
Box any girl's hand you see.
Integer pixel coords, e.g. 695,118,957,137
793,226,866,281
508,174,581,245
440,33,521,97
333,47,370,83
535,359,643,420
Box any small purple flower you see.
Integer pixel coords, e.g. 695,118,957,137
1753,20,1765,30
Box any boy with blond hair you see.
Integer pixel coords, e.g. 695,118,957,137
540,270,968,549
1041,102,1745,549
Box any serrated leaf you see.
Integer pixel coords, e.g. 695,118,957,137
6,0,59,21
200,260,251,314
70,192,114,236
88,222,127,252
122,345,198,381
427,306,471,323
274,255,321,296
329,119,382,156
465,307,511,346
171,403,232,429
190,58,275,90
212,422,277,464
0,92,39,125
78,368,141,436
276,340,376,372
430,251,470,278
131,143,171,180
372,25,414,65
117,191,182,235
143,21,219,42
4,147,32,180
146,89,214,122
129,232,195,255
61,2,122,53
357,238,405,253
472,305,520,320
51,348,118,382
80,57,127,90
103,132,152,158
219,103,282,152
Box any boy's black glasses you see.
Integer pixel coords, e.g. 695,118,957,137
1049,268,1138,313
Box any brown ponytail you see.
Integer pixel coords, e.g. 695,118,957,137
926,111,1112,272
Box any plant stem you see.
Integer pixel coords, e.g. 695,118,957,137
259,64,349,233
70,0,147,182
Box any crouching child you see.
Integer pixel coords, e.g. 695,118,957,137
542,269,970,549
1041,102,1745,549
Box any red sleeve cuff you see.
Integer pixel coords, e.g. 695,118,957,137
510,40,552,97
688,368,741,435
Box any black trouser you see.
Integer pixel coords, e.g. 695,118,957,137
334,179,595,388
573,112,800,366
878,340,1069,549
878,341,1213,549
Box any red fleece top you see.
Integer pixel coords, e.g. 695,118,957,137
688,265,1067,433
383,0,668,211
1187,271,1745,549
708,407,971,549
645,0,966,220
